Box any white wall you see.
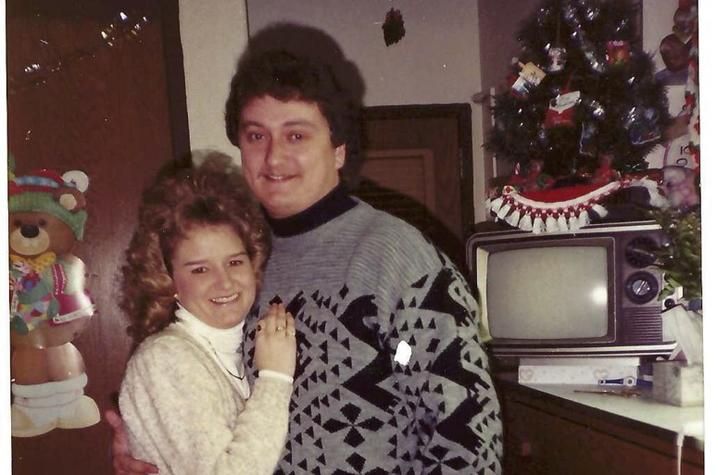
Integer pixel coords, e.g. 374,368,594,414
246,0,487,221
642,0,681,72
178,0,248,163
178,0,688,221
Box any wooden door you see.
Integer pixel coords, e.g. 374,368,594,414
7,1,188,473
355,104,474,274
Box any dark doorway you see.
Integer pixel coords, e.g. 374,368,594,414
353,103,474,274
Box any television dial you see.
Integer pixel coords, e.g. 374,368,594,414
625,271,660,304
625,237,659,268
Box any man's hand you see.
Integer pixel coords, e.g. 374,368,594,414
104,409,159,474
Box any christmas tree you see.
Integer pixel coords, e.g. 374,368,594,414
487,0,670,181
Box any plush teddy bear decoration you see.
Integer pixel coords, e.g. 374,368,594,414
9,167,100,437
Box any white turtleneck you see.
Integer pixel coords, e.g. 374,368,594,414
172,304,251,400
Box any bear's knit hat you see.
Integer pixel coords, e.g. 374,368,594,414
9,169,88,241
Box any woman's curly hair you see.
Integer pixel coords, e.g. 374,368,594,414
121,151,271,343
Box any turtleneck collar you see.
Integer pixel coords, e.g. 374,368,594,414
173,303,245,353
173,303,250,399
265,184,356,238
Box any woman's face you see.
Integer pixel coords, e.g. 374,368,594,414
171,224,256,329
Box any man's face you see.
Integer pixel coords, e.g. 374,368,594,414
238,95,345,219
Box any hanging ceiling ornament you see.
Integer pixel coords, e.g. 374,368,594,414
382,8,406,46
9,10,150,94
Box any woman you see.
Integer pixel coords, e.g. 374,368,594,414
118,152,296,474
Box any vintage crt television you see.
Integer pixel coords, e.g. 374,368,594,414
466,221,676,358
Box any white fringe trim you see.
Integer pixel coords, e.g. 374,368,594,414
518,214,533,231
484,178,664,234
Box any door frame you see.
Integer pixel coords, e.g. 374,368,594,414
360,103,475,241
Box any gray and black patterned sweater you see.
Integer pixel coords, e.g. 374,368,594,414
244,186,503,474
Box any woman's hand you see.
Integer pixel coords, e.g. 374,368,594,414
254,303,297,377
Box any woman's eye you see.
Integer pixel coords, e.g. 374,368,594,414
190,267,207,274
229,259,245,267
289,133,303,142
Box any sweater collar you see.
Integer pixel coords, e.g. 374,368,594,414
265,184,356,237
173,303,244,356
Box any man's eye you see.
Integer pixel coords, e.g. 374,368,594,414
289,133,303,142
247,132,264,142
229,259,245,266
190,267,207,274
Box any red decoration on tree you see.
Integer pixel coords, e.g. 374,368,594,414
606,40,630,66
544,89,580,128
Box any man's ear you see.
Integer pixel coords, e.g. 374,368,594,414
334,144,346,169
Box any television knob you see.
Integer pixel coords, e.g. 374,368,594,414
625,237,659,268
625,271,660,304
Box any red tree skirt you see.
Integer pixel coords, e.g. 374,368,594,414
486,178,663,233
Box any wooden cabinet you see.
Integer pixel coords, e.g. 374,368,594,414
496,376,704,474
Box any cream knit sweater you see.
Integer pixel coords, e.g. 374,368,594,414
119,325,293,474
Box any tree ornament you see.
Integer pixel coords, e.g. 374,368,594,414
606,40,630,66
583,45,608,73
584,98,606,119
544,90,581,128
615,16,631,36
562,3,581,28
545,10,567,74
584,5,601,22
547,46,568,73
511,62,546,99
579,121,599,156
625,106,661,145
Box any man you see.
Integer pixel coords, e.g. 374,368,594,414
108,23,503,474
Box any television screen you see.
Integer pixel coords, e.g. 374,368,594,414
480,246,609,340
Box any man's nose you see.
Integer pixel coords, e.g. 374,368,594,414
264,137,285,166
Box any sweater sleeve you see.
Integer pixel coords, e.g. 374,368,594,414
364,223,503,473
391,261,503,473
119,336,292,475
